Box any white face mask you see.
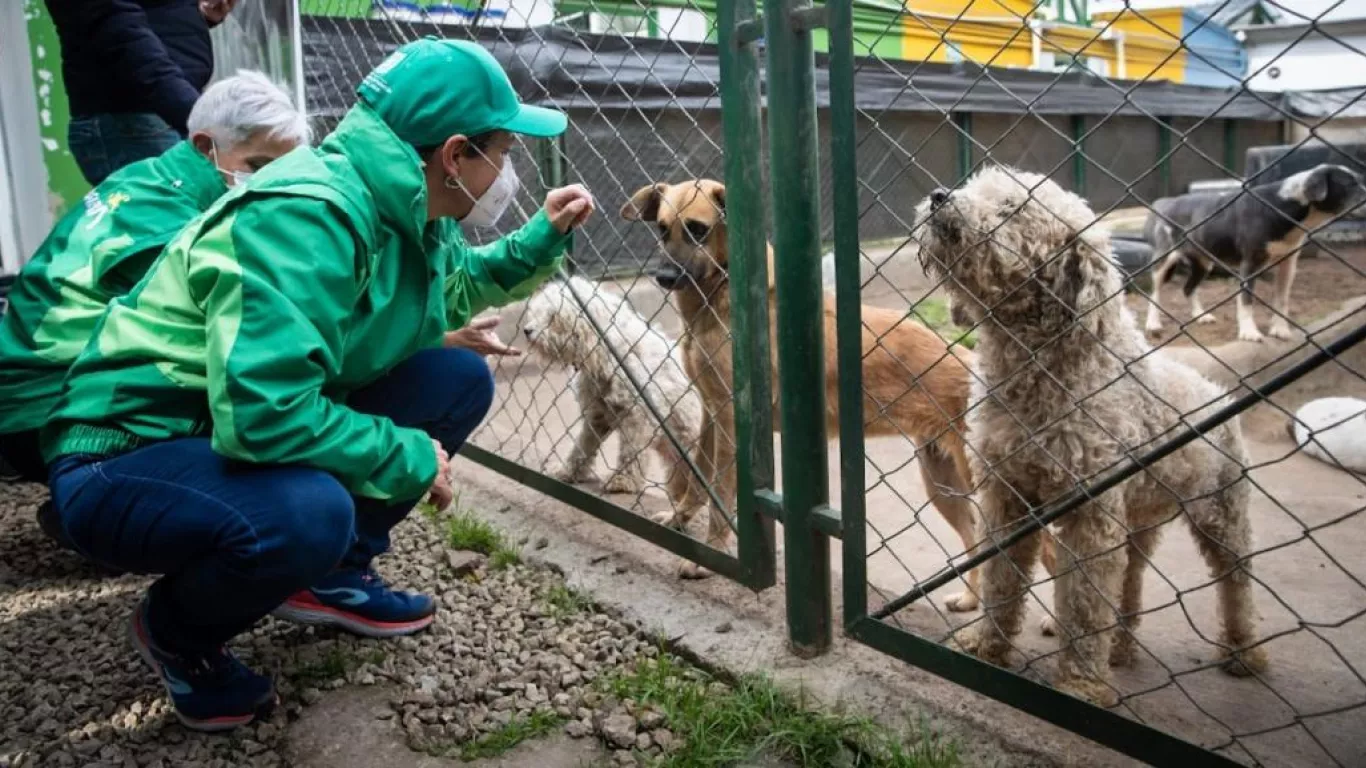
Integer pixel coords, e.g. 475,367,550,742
210,142,253,188
458,156,520,228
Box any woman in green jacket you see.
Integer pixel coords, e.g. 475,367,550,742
42,38,594,732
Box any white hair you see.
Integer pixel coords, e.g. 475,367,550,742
186,70,311,149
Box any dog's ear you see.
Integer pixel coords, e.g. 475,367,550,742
621,184,666,222
1305,168,1330,204
1051,233,1107,319
709,184,725,214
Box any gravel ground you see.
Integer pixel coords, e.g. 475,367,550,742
0,480,671,768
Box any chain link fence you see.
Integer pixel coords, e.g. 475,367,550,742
303,1,775,582
828,2,1366,766
303,0,1366,763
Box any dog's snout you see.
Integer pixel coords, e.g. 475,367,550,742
930,188,951,208
523,327,534,339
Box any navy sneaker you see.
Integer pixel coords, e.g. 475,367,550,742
35,500,74,549
129,599,276,731
272,568,436,638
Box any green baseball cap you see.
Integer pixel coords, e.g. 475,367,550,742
358,36,567,146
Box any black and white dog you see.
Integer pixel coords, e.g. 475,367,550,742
1143,163,1366,342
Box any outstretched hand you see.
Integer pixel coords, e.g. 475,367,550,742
544,185,595,234
444,315,521,357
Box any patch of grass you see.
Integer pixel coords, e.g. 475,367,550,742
445,509,506,554
441,507,522,571
604,654,958,768
542,584,594,619
454,710,566,761
489,545,522,571
907,296,977,350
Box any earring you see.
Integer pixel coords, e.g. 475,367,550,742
444,176,460,190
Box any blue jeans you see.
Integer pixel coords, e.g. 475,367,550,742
68,113,182,186
48,348,495,653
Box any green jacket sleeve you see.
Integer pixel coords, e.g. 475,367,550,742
443,209,569,329
196,199,438,501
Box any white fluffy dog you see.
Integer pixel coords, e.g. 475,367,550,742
522,277,710,531
916,167,1268,707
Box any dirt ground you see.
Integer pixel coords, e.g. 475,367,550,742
481,241,1366,767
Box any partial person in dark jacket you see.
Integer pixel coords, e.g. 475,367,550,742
45,0,239,185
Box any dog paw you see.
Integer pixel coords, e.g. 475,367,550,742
1267,320,1295,340
650,510,685,529
1039,615,1058,637
1194,312,1218,326
551,465,595,485
1237,326,1265,343
677,561,713,580
1221,644,1269,677
603,474,643,494
1054,677,1120,708
1109,636,1138,668
1144,319,1163,335
951,626,1009,666
943,591,979,613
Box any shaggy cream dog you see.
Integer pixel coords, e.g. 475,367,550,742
522,277,713,539
916,166,1268,707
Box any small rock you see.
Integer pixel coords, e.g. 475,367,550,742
650,729,675,752
534,537,549,550
256,723,279,741
612,750,636,766
635,732,654,751
374,708,394,721
564,720,593,739
638,709,665,730
300,688,323,705
561,670,582,687
614,564,628,574
599,712,638,749
358,673,376,686
715,621,734,634
446,550,487,576
590,554,610,565
241,740,269,756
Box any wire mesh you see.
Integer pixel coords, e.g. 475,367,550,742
834,2,1366,766
302,1,746,566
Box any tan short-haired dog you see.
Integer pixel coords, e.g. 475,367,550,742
621,179,988,596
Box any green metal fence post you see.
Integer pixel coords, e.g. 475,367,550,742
1070,114,1086,197
954,112,974,183
1223,118,1238,176
717,0,777,590
828,0,866,629
1156,116,1172,196
764,0,833,655
537,134,574,268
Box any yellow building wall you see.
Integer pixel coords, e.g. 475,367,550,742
882,1,1189,83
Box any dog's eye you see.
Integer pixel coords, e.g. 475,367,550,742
656,222,671,240
684,220,711,244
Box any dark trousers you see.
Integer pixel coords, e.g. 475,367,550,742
48,348,495,652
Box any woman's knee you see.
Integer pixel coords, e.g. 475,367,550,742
268,472,356,578
447,347,496,420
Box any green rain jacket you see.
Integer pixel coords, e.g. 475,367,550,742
0,141,227,435
43,103,567,501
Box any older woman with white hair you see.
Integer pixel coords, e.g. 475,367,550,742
0,70,309,494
